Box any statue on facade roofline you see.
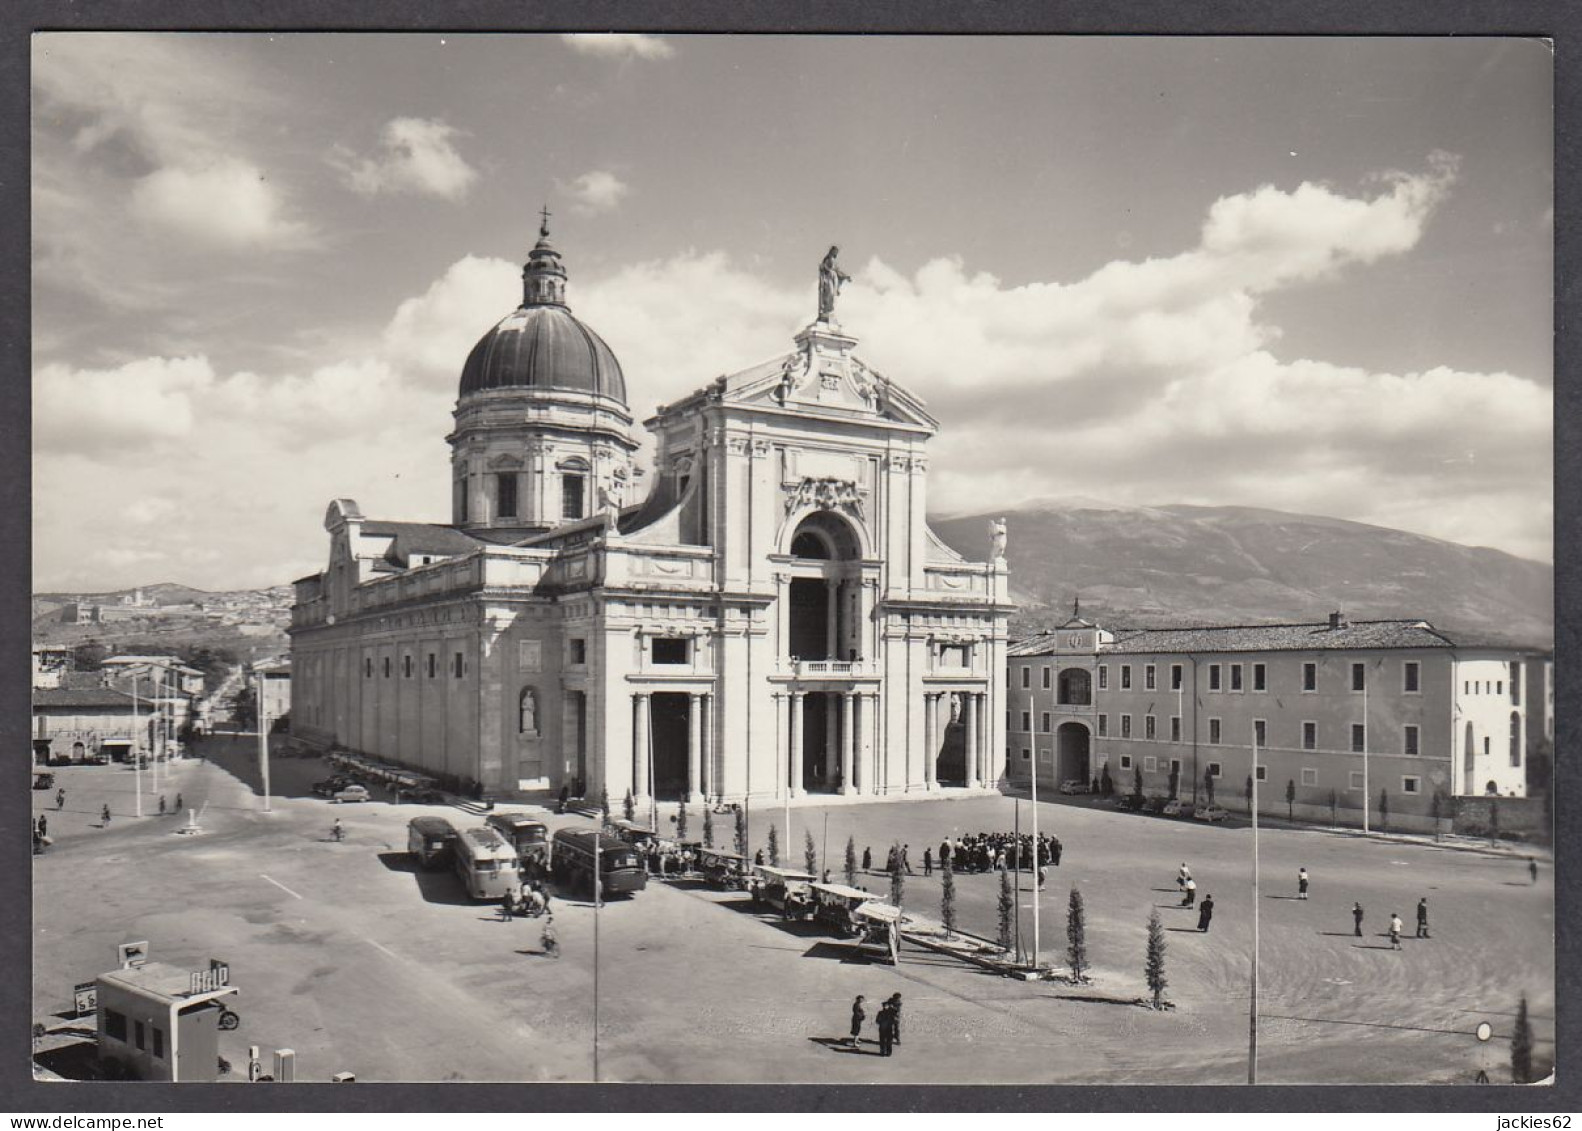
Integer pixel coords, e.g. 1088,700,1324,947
817,245,850,322
990,517,1008,562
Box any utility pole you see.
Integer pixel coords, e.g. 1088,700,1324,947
131,679,143,817
1249,719,1259,1084
1362,673,1370,833
593,827,601,1083
257,675,272,813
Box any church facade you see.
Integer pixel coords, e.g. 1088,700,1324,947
289,227,1013,804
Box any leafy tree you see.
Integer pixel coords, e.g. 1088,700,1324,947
844,835,858,886
229,686,258,732
1066,888,1088,982
72,640,108,671
676,799,689,841
599,784,611,826
940,862,958,938
1146,908,1168,1009
766,823,780,866
622,789,636,822
1100,764,1114,796
1328,788,1339,827
1378,789,1389,833
1132,765,1144,802
1168,763,1180,801
702,806,715,848
733,807,747,855
997,868,1015,953
804,829,819,877
1285,778,1296,821
1204,768,1216,806
1512,994,1534,1083
889,841,905,911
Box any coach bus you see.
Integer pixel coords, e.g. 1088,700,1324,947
407,816,458,870
550,828,647,897
485,812,551,866
453,826,519,900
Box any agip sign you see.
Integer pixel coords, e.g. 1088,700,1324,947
188,960,230,995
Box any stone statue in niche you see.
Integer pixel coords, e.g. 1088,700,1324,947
990,517,1008,562
518,687,538,736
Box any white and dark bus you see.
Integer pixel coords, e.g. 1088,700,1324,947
453,826,519,900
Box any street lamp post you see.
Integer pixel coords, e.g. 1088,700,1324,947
256,676,272,814
1249,719,1260,1084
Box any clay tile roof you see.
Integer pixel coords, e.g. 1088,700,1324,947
1105,619,1457,655
33,688,153,711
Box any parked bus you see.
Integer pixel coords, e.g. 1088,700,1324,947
407,816,457,870
485,812,550,866
550,828,647,897
453,826,519,900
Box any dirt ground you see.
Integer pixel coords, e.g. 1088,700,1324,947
31,738,1554,1085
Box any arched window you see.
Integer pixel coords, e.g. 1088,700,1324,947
1057,668,1092,706
1510,712,1522,768
519,687,538,735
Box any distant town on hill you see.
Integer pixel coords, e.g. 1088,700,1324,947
31,502,1554,656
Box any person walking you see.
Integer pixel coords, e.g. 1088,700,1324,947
36,814,47,840
1181,877,1197,907
1196,894,1214,932
1352,901,1365,938
500,889,516,922
1529,857,1539,885
1297,867,1310,900
887,993,903,1045
902,845,915,875
923,847,933,876
175,792,184,812
876,999,896,1057
847,995,866,1047
556,784,569,814
1052,835,1063,866
55,788,65,811
1415,898,1430,939
1389,912,1404,950
158,795,167,816
862,846,873,874
754,848,765,866
939,840,952,871
101,804,112,825
1177,863,1191,890
1037,863,1047,889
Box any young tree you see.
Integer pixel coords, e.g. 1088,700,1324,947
677,799,689,841
844,835,858,886
702,805,715,848
1245,774,1254,811
941,862,958,938
1132,765,1144,802
1512,994,1534,1084
622,788,636,822
804,829,818,877
996,868,1015,953
1329,787,1339,827
1168,763,1180,801
733,807,747,855
1066,888,1089,983
766,823,780,866
889,841,905,911
1430,790,1443,842
1378,789,1389,833
599,784,612,826
1100,764,1114,796
1145,908,1168,1009
1204,767,1216,806
1285,778,1296,821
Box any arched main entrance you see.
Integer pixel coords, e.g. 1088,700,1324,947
785,511,864,663
1055,722,1090,786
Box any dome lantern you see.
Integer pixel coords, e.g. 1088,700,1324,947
523,204,568,307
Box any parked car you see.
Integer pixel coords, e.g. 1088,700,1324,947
332,784,371,804
1058,779,1091,795
32,772,55,791
312,776,355,798
1114,794,1145,811
1194,804,1228,823
1160,799,1184,817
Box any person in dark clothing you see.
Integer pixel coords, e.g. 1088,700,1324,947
36,815,47,839
1415,898,1430,939
923,847,933,876
754,849,765,866
101,804,111,825
175,793,183,812
886,993,903,1045
876,1001,895,1057
939,841,951,870
902,845,915,875
1352,902,1365,937
55,788,65,811
557,785,569,814
862,846,873,873
1297,867,1310,900
1197,895,1214,932
158,795,167,816
847,995,866,1047
1530,858,1539,884
1052,836,1063,866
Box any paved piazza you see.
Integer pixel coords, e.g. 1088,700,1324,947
33,737,1553,1085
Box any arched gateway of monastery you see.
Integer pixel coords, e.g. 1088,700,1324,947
289,227,1012,804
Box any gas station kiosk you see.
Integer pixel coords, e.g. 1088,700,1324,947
95,959,237,1082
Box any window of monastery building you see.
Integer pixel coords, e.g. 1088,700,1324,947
496,472,518,519
1145,715,1156,740
1402,776,1421,794
1351,723,1366,752
1303,721,1317,750
1207,761,1222,778
1020,711,1031,733
1301,767,1318,786
561,473,585,521
1254,719,1266,747
1144,755,1157,772
1098,665,1108,690
652,638,689,666
1352,662,1366,692
1303,662,1317,692
1349,770,1364,791
1041,666,1052,690
1253,663,1267,691
1208,718,1222,744
1120,665,1132,690
1209,664,1222,691
1230,664,1243,692
1255,765,1267,781
1404,661,1420,693
1171,664,1183,690
1145,664,1156,690
1040,711,1051,733
1404,725,1419,756
1120,714,1132,738
569,639,587,666
1021,666,1031,689
1170,716,1181,742
1119,754,1133,770
1097,714,1108,737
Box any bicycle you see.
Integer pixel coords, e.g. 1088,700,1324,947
329,822,345,842
540,921,560,959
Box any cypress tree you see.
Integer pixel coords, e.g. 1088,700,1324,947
1205,768,1216,806
889,840,905,911
1168,763,1180,801
622,788,635,822
1285,779,1296,821
1146,908,1168,1009
676,799,689,841
733,807,746,855
844,835,858,886
1430,790,1442,842
1132,765,1144,801
598,784,611,825
997,868,1015,953
941,862,958,938
1511,994,1533,1083
1379,789,1389,833
804,829,818,877
1329,788,1339,826
1066,888,1088,983
1100,764,1113,795
702,805,715,848
766,823,780,866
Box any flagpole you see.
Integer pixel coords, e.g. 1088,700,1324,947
1029,674,1041,972
1362,677,1370,834
257,675,272,813
1249,719,1259,1084
131,678,143,818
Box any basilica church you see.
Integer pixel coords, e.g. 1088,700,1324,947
289,224,1012,805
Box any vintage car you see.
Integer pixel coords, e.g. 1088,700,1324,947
1114,794,1146,811
1194,804,1229,823
32,772,55,791
807,881,880,935
1160,799,1184,817
1058,779,1091,795
332,784,371,804
609,819,661,850
751,864,817,917
694,847,751,891
851,900,905,963
312,775,357,798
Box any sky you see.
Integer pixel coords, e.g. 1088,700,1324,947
31,33,1553,592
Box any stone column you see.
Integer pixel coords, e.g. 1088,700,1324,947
964,691,979,790
686,692,703,803
701,693,714,803
825,579,840,660
824,692,839,784
977,692,990,788
773,693,786,800
924,692,938,790
840,692,855,795
789,691,805,798
633,692,650,802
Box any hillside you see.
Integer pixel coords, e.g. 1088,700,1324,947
930,500,1554,649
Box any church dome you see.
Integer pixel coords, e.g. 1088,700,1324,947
458,222,627,404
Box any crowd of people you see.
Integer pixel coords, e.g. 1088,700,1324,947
932,831,1063,875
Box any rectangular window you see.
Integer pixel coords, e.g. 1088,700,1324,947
1097,714,1108,737
453,652,465,679
1351,723,1366,753
652,638,689,665
496,472,518,519
561,473,585,521
1510,661,1522,705
1349,770,1365,791
151,1027,164,1060
1230,664,1243,692
1255,765,1267,782
1098,665,1109,690
1402,776,1421,795
1301,767,1318,787
1207,761,1222,778
1042,666,1052,690
1404,725,1419,757
1496,680,1504,695
1145,715,1156,740
1145,664,1157,690
1021,667,1031,689
1170,716,1182,742
1171,664,1183,690
457,476,470,523
383,657,392,678
1302,721,1317,751
569,638,587,665
1253,663,1267,692
1020,711,1032,733
1352,662,1366,692
1121,665,1132,690
1209,664,1222,691
1022,748,1031,762
134,1020,146,1052
364,658,373,678
1119,754,1133,770
104,1009,127,1042
1120,714,1132,738
427,653,436,678
1040,711,1051,734
1303,662,1317,692
1144,755,1157,772
1209,718,1222,745
403,654,413,678
1254,719,1266,748
1404,661,1420,694
1464,680,1471,695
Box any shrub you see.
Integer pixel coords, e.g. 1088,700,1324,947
622,789,635,822
889,841,905,911
733,808,746,855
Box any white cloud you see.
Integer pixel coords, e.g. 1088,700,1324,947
562,170,631,215
560,34,674,61
33,355,212,452
333,117,479,201
130,158,312,249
